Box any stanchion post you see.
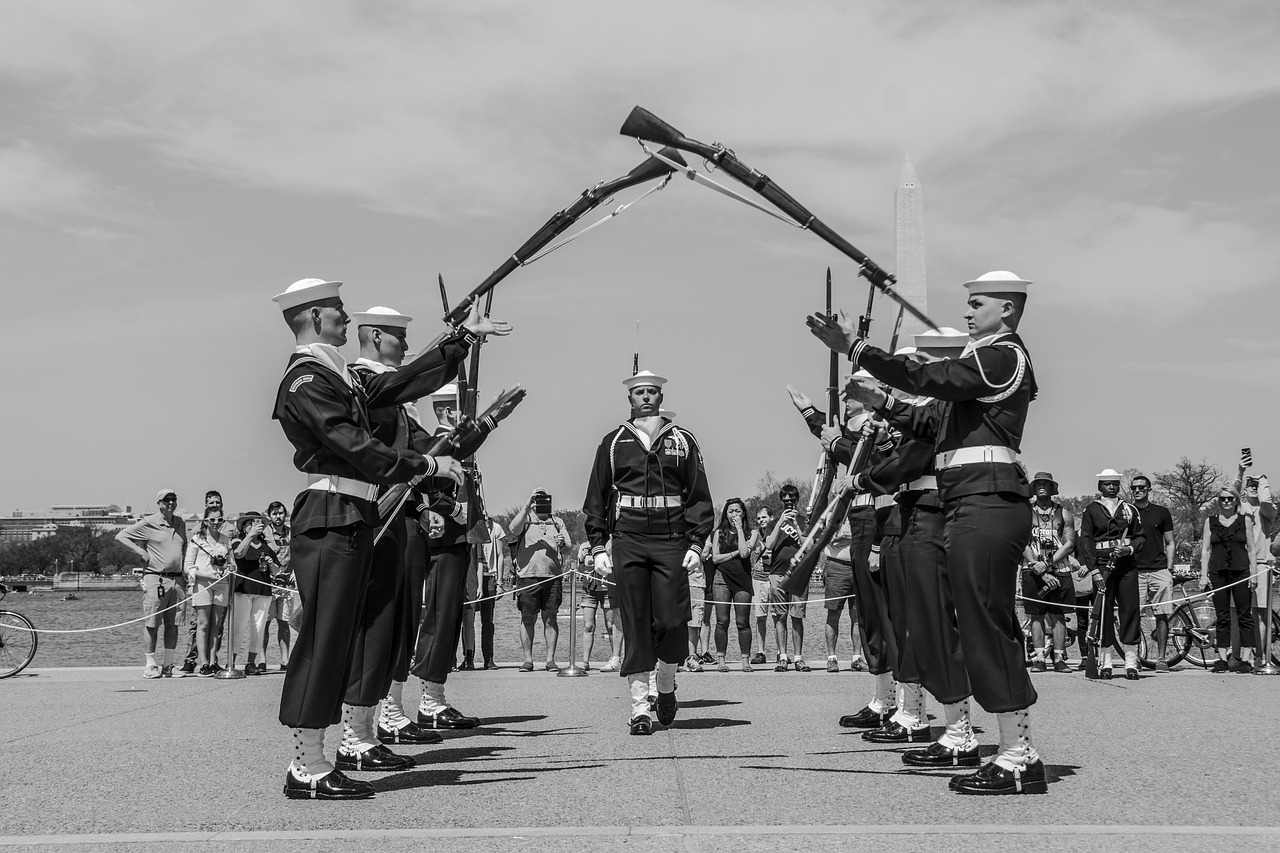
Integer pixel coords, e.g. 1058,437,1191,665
559,568,586,678
217,566,245,680
1255,562,1278,676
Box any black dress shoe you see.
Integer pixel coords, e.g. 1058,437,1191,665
655,690,678,726
283,768,375,800
951,759,1047,795
862,721,932,743
418,707,479,729
1100,667,1112,679
1032,659,1047,672
483,659,498,670
839,705,893,728
629,715,652,735
335,744,415,772
1124,667,1139,680
902,741,981,768
378,721,443,745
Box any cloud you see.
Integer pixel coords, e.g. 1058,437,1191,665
0,140,112,223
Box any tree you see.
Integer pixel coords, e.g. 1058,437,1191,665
1153,456,1225,556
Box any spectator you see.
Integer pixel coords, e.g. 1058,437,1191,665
1201,486,1258,673
749,507,773,665
184,506,232,676
697,531,715,666
181,489,228,674
710,498,759,672
1237,473,1275,665
475,520,507,670
765,484,810,671
508,489,572,672
578,541,621,671
1130,475,1175,670
230,511,278,676
1078,469,1144,679
261,500,294,672
1021,472,1076,673
116,488,189,679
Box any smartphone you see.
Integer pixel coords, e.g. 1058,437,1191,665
1241,447,1253,469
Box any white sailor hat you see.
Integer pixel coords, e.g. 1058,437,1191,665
429,383,459,404
273,278,342,312
913,326,969,351
624,370,667,391
351,305,413,329
893,346,918,356
852,368,874,380
1094,468,1122,481
963,270,1031,296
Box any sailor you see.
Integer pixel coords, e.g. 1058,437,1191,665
811,271,1048,795
272,278,507,800
583,370,714,734
1077,468,1144,679
343,306,444,749
410,381,504,729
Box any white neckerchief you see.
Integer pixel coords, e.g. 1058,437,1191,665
296,343,352,388
959,332,1002,360
354,357,422,424
632,416,663,451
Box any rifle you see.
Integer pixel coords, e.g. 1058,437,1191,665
619,106,939,332
1084,560,1110,680
779,416,878,597
373,386,526,545
806,268,839,521
408,147,688,361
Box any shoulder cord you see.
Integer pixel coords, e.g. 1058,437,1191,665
975,343,1028,404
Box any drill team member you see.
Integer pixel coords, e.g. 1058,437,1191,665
812,270,1048,795
272,278,505,800
346,306,444,749
1078,469,1144,679
583,371,714,735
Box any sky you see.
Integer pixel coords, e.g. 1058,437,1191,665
1,1,1278,518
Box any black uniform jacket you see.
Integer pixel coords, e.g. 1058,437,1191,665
853,333,1036,502
1078,500,1144,573
273,336,469,536
421,423,495,549
583,418,714,556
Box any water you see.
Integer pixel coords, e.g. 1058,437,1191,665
6,586,861,669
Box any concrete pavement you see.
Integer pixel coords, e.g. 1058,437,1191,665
1,663,1277,851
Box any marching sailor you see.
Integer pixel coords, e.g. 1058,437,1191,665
812,271,1048,795
272,278,508,800
583,370,714,734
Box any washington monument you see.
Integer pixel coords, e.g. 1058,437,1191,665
894,159,927,341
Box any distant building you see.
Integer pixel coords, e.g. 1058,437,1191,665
1,504,139,544
894,159,928,342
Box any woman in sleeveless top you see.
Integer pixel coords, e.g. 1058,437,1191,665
710,499,760,672
1200,487,1258,672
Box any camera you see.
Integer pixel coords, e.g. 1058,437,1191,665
534,494,552,514
211,554,228,567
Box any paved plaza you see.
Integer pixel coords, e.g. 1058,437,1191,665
1,664,1277,852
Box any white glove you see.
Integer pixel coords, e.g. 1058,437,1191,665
594,552,613,575
682,549,701,570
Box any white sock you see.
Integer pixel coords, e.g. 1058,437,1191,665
938,699,977,750
381,681,410,729
994,709,1040,771
655,661,677,693
628,673,650,718
341,704,378,754
289,727,333,779
1124,647,1139,670
1241,648,1254,663
648,670,658,696
1101,649,1113,669
419,680,447,715
867,672,897,713
891,682,926,729
145,652,158,668
163,648,176,667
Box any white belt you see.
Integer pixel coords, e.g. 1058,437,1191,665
851,493,874,507
899,475,938,493
935,446,1018,469
617,494,683,509
1095,538,1130,551
307,475,378,502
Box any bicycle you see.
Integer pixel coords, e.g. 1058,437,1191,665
0,582,38,678
1137,576,1280,669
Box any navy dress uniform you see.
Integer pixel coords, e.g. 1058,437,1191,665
271,279,472,800
583,371,714,733
1077,469,1145,679
843,271,1047,795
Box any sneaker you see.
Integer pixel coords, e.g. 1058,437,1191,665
1212,659,1228,673
684,656,703,673
179,661,196,675
793,658,812,672
826,656,840,673
161,665,175,678
749,652,767,665
1155,660,1170,673
143,664,163,679
849,656,867,672
198,664,216,677
774,656,789,673
257,662,269,674
1032,658,1047,672
1053,659,1070,673
698,652,716,665
601,657,621,672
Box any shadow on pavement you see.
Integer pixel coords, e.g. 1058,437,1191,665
673,717,750,730
404,745,516,764
373,762,607,792
476,714,548,726
679,698,742,709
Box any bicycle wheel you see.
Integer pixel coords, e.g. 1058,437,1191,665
1165,607,1196,667
1267,608,1280,667
0,610,37,678
1136,610,1157,668
1181,599,1217,668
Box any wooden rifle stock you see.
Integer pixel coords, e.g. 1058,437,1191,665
778,417,878,597
620,106,939,332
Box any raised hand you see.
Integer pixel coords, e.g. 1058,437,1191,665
806,308,859,355
785,385,813,412
461,300,513,337
843,374,886,409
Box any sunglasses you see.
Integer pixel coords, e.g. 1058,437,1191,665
1220,496,1237,502
1131,485,1150,492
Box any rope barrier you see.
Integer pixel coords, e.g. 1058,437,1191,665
1015,565,1269,612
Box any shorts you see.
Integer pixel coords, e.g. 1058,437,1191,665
751,578,771,618
580,576,617,611
140,575,185,628
1020,569,1073,616
1138,568,1174,617
688,584,705,627
768,574,806,619
823,558,855,612
516,576,563,618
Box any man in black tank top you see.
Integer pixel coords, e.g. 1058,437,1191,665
1021,472,1076,673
